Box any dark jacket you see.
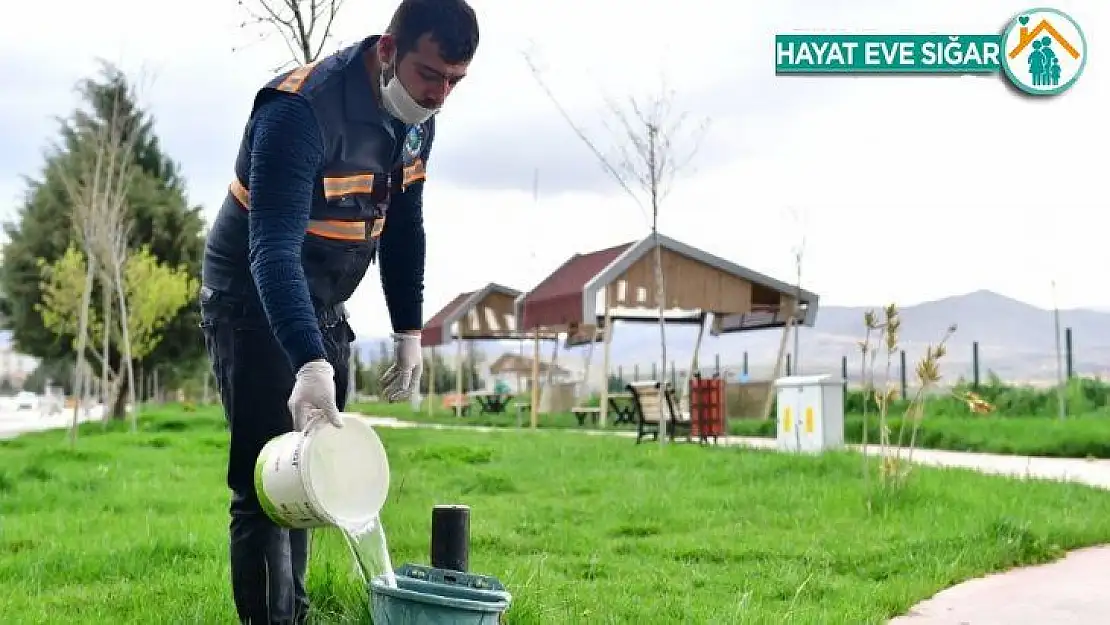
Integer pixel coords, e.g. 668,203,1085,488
202,35,431,369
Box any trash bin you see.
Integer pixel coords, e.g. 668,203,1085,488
689,377,725,442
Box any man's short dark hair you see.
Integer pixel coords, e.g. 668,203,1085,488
387,0,479,64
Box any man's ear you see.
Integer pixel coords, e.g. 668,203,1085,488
377,34,397,66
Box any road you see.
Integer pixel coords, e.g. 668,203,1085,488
0,405,104,440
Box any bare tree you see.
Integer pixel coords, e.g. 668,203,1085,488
100,265,111,416
239,0,358,407
237,0,347,68
56,87,140,440
99,192,139,432
523,50,709,443
788,208,808,376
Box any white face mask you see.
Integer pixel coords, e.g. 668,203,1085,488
380,65,438,125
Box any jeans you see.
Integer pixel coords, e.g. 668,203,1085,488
200,287,352,624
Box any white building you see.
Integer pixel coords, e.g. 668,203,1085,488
0,333,39,391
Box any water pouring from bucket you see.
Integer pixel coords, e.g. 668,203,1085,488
254,412,397,586
254,414,515,621
342,516,397,588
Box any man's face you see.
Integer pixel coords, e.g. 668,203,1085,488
380,33,470,110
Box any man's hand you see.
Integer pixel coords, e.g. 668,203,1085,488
288,359,344,430
380,332,423,402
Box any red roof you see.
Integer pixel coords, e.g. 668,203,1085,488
518,242,633,331
422,291,474,347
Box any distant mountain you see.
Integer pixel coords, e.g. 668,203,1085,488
3,291,1097,386
355,290,1110,385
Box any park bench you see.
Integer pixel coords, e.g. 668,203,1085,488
441,393,470,416
570,406,601,426
626,381,666,443
606,392,637,425
468,391,512,415
662,385,696,443
627,381,697,444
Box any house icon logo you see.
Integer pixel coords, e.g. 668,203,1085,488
1000,8,1087,95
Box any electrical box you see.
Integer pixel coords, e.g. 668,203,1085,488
773,374,845,453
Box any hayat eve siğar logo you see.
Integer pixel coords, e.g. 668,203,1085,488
1000,8,1087,95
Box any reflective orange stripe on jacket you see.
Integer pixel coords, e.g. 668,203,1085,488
402,159,425,188
306,220,367,241
323,174,374,199
228,179,367,242
275,62,320,93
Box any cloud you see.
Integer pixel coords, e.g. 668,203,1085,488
426,71,854,197
0,0,918,209
0,55,91,209
1,0,1107,341
410,0,886,196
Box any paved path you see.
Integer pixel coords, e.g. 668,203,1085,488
0,407,102,440
888,545,1110,625
357,414,1110,624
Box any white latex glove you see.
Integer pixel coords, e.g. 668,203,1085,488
380,333,423,402
288,359,343,430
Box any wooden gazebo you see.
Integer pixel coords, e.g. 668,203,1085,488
422,282,558,414
514,233,819,427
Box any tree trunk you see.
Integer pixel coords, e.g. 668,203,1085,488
110,374,129,420
70,248,97,445
112,258,139,432
101,273,111,406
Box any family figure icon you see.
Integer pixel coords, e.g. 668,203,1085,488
1027,37,1062,86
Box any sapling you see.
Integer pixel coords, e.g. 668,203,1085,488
903,326,957,469
879,304,900,467
858,304,957,500
857,317,876,505
859,309,888,494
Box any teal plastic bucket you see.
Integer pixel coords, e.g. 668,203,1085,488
369,564,511,624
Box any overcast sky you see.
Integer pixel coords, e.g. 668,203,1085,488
1,0,1107,339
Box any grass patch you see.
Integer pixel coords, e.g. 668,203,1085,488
4,407,1110,623
727,414,1110,459
350,400,630,431
353,401,1110,460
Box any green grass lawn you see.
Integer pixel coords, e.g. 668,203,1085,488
726,414,1110,459
350,399,648,433
5,406,1110,623
350,399,597,430
353,400,1110,459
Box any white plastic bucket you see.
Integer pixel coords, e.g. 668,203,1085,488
254,414,390,529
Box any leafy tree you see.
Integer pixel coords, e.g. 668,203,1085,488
0,63,206,395
38,244,196,371
352,342,463,399
421,350,459,396
36,244,196,421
